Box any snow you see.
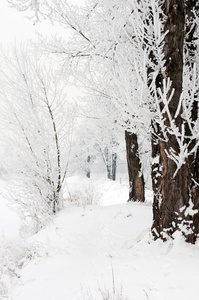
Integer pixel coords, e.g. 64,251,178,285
0,181,21,241
1,177,199,300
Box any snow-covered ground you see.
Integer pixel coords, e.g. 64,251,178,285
0,180,21,241
1,176,199,300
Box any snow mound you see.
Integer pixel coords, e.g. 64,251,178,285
9,197,199,300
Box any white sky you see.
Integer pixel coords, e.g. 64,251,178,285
0,0,84,44
0,1,71,159
0,1,67,44
0,1,37,43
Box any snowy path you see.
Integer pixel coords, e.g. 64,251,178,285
9,202,199,300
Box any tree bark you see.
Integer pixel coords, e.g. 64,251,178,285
125,131,145,202
184,0,199,243
151,0,199,243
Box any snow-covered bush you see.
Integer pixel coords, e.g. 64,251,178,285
0,238,25,295
0,237,50,296
65,179,102,208
98,287,128,300
82,283,129,300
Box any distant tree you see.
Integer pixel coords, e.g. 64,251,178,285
73,100,125,181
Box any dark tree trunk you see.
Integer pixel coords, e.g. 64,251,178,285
125,131,145,202
151,0,199,243
86,155,91,178
112,153,117,181
184,0,199,243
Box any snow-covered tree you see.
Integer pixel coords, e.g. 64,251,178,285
0,45,75,232
128,0,199,242
72,93,126,181
149,0,199,243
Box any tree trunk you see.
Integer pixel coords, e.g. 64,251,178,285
86,155,91,178
125,131,145,202
112,153,117,181
104,147,117,181
184,0,199,243
151,0,199,243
